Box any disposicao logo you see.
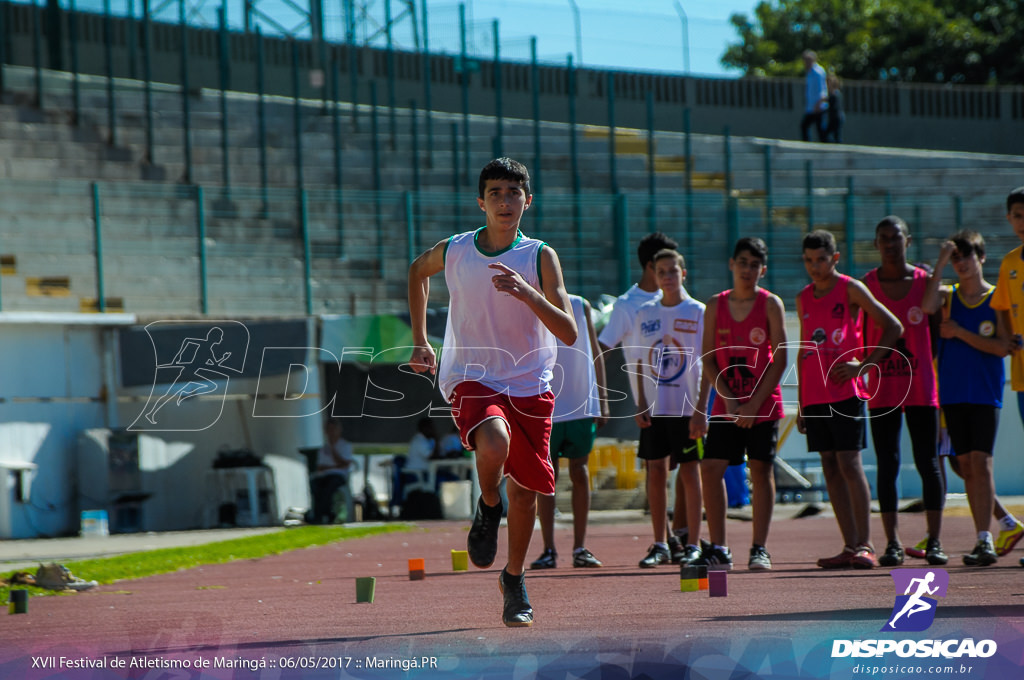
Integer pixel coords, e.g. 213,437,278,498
831,568,998,660
883,568,947,632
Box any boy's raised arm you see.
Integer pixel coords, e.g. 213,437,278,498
490,245,577,346
407,239,447,374
921,241,955,315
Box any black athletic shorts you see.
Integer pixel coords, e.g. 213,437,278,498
638,416,704,465
801,396,866,453
703,418,779,465
942,403,999,456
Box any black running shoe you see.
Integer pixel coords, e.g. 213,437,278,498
498,568,533,627
963,539,997,566
468,497,502,568
529,548,557,570
668,535,685,564
878,541,905,567
638,544,670,568
572,548,602,568
693,544,734,571
923,538,947,565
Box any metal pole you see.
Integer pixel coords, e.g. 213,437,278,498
530,37,541,221
0,0,7,94
673,1,690,74
92,182,106,313
300,189,313,315
405,191,416,265
218,6,230,196
607,72,617,195
421,0,433,166
197,185,208,314
763,145,775,291
459,3,469,183
647,90,655,234
292,40,305,193
954,196,963,231
142,0,153,164
332,59,344,257
127,0,137,79
31,0,42,107
411,100,421,204
568,54,582,293
844,176,855,275
492,19,502,158
180,0,192,184
103,0,116,145
386,0,396,149
616,194,630,293
371,81,383,271
567,0,582,65
451,121,460,228
805,160,814,231
683,107,693,259
256,28,268,215
723,126,733,199
345,0,358,129
69,0,80,124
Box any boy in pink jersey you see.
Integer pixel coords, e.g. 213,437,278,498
862,216,947,566
408,158,577,627
797,230,902,569
698,237,787,571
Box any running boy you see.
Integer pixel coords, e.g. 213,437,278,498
862,216,946,566
797,230,902,569
922,231,1011,566
407,158,577,626
699,237,787,571
634,249,709,568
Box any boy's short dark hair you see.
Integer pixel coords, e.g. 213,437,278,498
950,230,985,259
1007,186,1024,213
875,215,909,236
638,232,679,267
478,157,531,198
733,237,768,264
653,248,685,269
802,229,837,256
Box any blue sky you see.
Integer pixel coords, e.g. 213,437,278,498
66,0,763,77
450,0,762,77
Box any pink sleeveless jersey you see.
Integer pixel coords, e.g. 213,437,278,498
709,289,784,421
798,274,867,407
863,267,938,409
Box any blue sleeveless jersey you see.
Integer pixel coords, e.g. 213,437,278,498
937,285,1004,408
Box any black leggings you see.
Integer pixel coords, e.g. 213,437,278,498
869,406,944,513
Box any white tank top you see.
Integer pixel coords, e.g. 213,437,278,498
438,228,557,400
551,295,600,422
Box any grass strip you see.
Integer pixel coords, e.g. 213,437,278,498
2,524,409,601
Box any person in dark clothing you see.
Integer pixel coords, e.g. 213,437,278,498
824,74,845,143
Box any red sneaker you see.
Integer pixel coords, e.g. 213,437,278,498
851,545,879,569
816,546,855,569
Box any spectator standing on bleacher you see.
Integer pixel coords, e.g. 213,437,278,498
598,232,693,563
699,237,787,571
530,293,609,570
800,50,828,142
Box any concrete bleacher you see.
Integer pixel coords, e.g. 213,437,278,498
1,63,1023,316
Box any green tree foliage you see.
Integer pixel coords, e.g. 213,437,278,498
722,0,1024,84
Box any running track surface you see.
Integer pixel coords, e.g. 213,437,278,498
3,512,1023,679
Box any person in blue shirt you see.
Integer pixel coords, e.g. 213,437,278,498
922,231,1012,567
800,50,828,142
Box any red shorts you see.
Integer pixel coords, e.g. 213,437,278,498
449,381,555,495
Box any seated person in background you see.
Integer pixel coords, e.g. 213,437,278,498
440,419,469,458
310,418,355,524
405,417,440,478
